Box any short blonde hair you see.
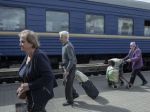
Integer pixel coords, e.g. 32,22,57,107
59,31,69,40
19,30,40,48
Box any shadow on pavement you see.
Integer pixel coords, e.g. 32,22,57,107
117,84,150,92
102,83,150,93
94,96,109,105
73,100,131,112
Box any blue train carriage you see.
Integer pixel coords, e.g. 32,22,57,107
0,0,150,70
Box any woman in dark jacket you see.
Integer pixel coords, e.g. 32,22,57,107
17,30,55,112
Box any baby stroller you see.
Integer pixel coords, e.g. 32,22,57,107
106,58,129,88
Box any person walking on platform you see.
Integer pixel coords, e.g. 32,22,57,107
59,31,79,106
17,30,56,112
124,42,148,89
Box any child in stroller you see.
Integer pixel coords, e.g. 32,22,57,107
106,58,126,88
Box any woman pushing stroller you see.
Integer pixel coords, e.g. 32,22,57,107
107,42,148,89
124,42,148,89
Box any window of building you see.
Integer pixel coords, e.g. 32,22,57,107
0,6,25,31
46,11,69,32
118,18,133,35
86,14,104,34
144,20,150,36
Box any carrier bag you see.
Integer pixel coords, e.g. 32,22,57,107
106,66,119,83
75,70,89,82
81,80,99,99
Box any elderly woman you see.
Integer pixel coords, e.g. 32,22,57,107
124,42,148,88
17,30,55,112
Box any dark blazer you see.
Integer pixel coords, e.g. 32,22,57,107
19,49,55,103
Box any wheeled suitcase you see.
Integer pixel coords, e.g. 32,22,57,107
81,80,99,99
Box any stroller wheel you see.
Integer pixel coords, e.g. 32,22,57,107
108,84,112,87
120,81,124,86
126,84,132,89
107,80,112,87
112,84,118,89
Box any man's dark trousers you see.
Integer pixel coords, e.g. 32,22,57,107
65,65,77,103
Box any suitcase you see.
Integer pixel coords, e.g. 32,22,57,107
81,80,99,99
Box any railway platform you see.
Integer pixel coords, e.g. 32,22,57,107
0,71,150,112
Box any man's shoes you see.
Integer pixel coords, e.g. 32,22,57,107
73,94,79,99
63,102,73,106
141,81,148,86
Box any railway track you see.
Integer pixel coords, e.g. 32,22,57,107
0,63,108,83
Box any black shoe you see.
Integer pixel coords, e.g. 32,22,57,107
63,102,73,106
141,81,148,86
73,94,79,99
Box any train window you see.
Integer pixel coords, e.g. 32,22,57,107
86,14,104,34
118,18,133,35
144,20,150,36
0,6,25,31
46,11,69,32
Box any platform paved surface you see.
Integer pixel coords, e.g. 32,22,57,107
0,71,150,112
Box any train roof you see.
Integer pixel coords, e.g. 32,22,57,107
87,0,150,10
